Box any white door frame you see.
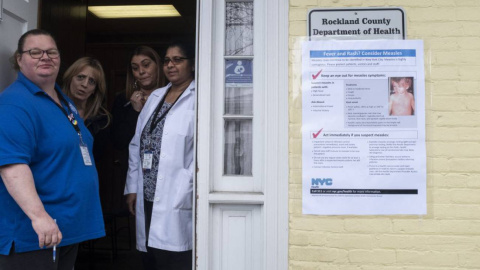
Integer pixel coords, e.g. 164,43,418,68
195,0,289,269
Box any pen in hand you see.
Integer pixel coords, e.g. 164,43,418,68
53,219,57,263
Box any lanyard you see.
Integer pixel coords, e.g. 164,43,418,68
46,88,82,135
149,87,186,134
44,88,92,165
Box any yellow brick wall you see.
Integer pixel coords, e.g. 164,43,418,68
289,1,480,269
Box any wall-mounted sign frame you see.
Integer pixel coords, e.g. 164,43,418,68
308,7,406,40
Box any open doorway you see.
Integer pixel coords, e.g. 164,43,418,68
39,1,197,269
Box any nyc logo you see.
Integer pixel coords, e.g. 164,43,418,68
311,178,333,186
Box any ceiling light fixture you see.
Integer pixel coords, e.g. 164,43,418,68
88,5,181,19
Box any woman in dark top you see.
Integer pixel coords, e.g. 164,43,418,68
110,46,163,213
63,57,111,216
110,45,163,270
63,57,111,161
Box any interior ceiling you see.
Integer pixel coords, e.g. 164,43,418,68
86,0,196,44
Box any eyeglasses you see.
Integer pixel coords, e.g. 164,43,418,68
75,74,97,86
19,49,60,59
162,57,189,66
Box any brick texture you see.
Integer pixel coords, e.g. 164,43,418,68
289,0,480,269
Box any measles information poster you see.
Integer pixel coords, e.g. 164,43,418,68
302,40,426,215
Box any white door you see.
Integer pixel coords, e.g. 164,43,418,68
196,0,288,269
0,0,38,91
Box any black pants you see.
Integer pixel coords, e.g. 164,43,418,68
143,200,192,270
0,243,78,270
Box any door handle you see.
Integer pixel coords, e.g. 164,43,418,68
0,0,3,22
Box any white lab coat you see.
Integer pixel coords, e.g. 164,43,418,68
124,80,195,252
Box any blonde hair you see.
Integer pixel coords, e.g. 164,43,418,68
63,57,111,128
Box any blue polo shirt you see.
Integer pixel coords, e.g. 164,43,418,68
0,72,105,254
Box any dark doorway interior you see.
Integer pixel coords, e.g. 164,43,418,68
38,0,196,269
40,0,196,109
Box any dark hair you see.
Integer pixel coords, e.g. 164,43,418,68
10,29,57,71
165,40,195,60
164,40,195,77
125,46,163,99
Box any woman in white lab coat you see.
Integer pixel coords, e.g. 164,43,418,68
124,41,195,270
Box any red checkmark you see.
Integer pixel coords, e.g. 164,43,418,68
312,69,322,80
312,128,323,138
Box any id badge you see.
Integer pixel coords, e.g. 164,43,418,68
143,151,153,170
80,145,93,166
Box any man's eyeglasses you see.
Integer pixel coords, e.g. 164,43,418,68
163,57,189,66
19,49,60,59
75,74,97,86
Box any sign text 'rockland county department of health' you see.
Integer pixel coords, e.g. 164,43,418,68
308,8,406,40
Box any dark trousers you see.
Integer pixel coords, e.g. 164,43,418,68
0,243,78,270
143,200,192,270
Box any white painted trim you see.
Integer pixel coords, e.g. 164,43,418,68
211,205,263,270
212,0,264,193
196,0,289,269
196,0,215,268
278,0,290,266
192,0,200,268
209,192,265,204
263,0,289,269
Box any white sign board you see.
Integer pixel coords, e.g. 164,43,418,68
308,8,406,40
301,40,426,215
